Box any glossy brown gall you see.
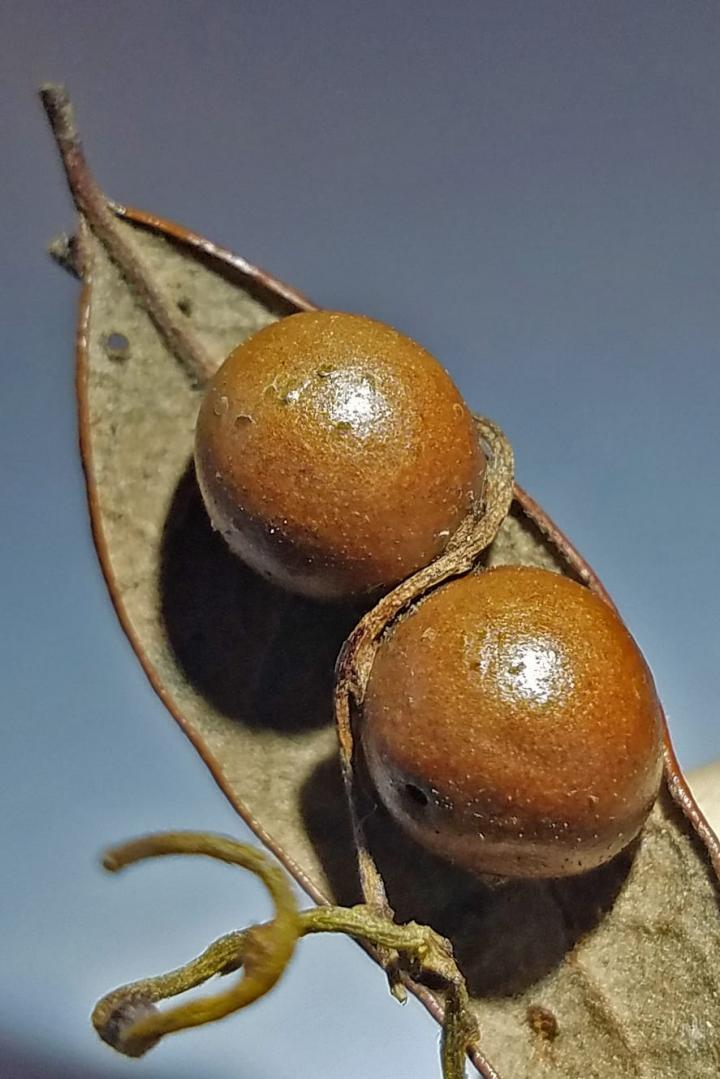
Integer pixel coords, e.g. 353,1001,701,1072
194,311,485,600
362,566,664,877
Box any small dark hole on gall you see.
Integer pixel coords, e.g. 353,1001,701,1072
104,332,129,361
404,783,429,808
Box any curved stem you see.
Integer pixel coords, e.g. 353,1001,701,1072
93,835,479,1076
443,982,480,1079
332,416,514,980
92,833,300,1057
39,84,215,385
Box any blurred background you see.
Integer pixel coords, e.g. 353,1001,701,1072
2,3,719,1076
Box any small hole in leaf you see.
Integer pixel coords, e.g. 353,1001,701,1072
404,783,429,808
104,332,129,361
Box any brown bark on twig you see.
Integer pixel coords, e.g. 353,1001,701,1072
40,84,215,385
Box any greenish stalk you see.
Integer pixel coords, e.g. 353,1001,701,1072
92,833,479,1078
442,982,481,1079
92,833,300,1057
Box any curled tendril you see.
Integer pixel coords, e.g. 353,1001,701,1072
92,832,479,1077
92,832,300,1057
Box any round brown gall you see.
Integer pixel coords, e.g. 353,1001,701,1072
362,566,664,877
195,311,484,600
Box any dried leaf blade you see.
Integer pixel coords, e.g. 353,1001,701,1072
73,208,720,1078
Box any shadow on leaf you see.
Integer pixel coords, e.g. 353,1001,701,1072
302,752,636,998
159,460,360,733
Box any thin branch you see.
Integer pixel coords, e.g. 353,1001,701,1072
92,833,300,1057
92,833,479,1077
332,415,514,994
39,83,215,386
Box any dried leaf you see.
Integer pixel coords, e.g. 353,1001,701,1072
71,208,720,1078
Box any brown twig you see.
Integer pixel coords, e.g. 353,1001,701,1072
39,83,215,386
333,416,514,981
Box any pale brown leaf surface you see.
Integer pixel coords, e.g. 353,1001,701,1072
76,212,720,1078
689,763,720,837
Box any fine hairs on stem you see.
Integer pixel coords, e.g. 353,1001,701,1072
92,832,479,1078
